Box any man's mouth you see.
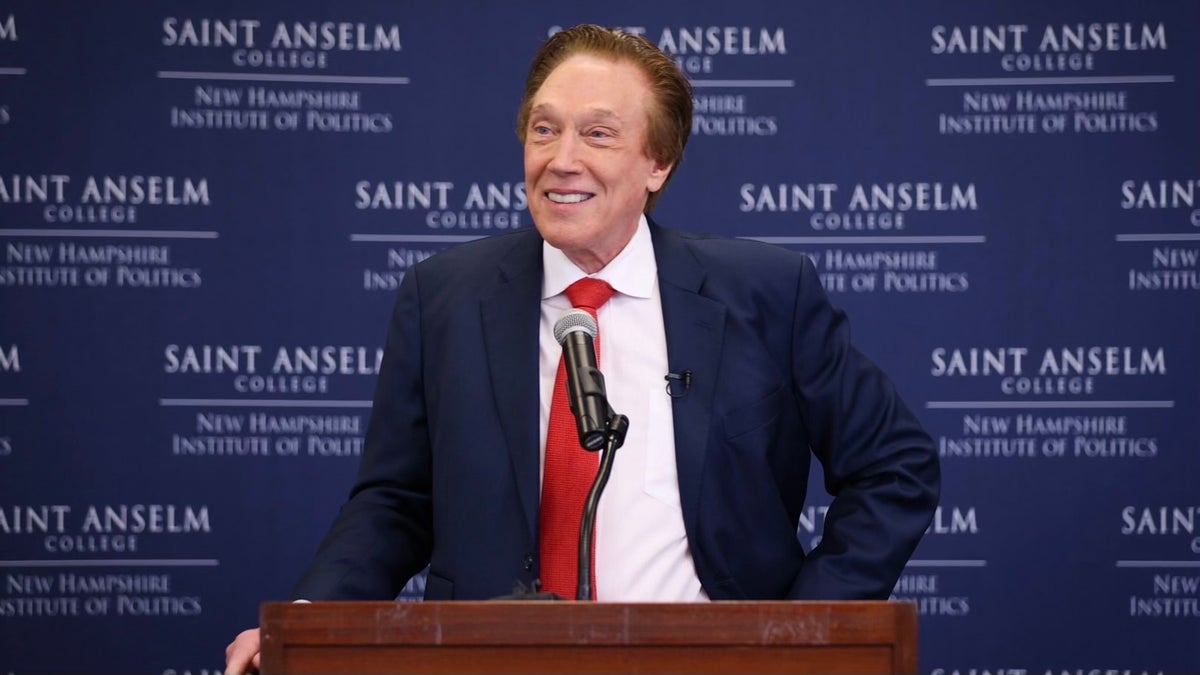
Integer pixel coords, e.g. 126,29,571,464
546,192,594,204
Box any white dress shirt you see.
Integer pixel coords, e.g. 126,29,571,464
539,215,708,602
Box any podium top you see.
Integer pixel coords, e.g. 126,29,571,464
260,600,917,674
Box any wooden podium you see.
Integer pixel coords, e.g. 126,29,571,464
259,600,917,674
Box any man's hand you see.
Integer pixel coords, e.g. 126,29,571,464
225,628,261,675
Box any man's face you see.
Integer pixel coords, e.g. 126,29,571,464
524,54,671,273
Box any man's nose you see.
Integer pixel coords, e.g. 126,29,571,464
547,134,582,173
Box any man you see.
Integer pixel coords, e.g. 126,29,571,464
226,24,938,674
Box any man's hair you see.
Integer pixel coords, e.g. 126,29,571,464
516,24,693,213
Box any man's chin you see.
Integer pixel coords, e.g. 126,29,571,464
539,230,597,256
532,217,590,243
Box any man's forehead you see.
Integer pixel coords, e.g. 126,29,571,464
529,57,648,113
529,101,623,121
539,54,648,90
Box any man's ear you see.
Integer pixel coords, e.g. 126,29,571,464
647,161,673,193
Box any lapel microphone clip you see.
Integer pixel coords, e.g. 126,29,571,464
664,369,692,398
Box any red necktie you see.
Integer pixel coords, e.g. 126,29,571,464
539,277,616,599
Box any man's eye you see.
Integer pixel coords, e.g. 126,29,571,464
532,124,552,135
588,129,611,139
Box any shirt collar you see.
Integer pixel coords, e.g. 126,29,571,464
541,214,656,300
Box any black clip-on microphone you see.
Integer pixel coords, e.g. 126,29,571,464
664,369,692,398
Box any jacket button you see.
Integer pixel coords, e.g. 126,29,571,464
523,553,534,572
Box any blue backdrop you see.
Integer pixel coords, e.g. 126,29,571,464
2,1,1198,673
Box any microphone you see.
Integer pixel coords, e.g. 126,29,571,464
553,309,612,451
553,309,630,602
665,369,692,398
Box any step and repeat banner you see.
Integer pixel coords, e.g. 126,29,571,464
2,1,1198,673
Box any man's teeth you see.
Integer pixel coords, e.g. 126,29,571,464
547,192,592,204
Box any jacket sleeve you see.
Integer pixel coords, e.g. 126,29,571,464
291,266,434,600
786,255,941,600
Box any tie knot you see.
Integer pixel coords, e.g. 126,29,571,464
564,278,615,314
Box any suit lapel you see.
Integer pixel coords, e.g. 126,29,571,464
481,232,544,543
651,225,727,537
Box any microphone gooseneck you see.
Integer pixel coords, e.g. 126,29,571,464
551,308,629,602
575,414,629,601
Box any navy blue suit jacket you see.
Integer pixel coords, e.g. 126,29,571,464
292,223,939,601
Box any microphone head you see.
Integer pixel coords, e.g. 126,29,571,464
553,309,598,345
